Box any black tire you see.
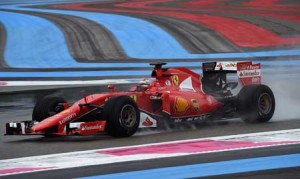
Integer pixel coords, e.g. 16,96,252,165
32,96,66,122
238,84,275,123
103,96,140,137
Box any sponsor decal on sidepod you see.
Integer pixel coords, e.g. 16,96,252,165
59,113,76,125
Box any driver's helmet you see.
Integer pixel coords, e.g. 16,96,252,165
139,78,151,85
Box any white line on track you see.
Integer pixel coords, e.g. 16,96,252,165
0,79,139,86
1,129,300,176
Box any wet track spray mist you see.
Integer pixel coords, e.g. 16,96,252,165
263,65,300,120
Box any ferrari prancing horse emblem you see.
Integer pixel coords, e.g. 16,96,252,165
172,75,179,85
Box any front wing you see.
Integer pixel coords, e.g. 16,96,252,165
5,121,106,136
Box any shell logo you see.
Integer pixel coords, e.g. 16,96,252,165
175,97,189,113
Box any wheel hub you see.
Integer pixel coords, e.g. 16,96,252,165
119,104,136,128
258,93,272,115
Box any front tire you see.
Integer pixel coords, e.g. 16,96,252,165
238,84,275,123
103,96,140,137
32,96,66,122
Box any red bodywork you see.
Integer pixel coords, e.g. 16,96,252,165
5,62,260,136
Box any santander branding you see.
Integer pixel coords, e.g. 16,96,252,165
239,70,261,77
81,124,102,131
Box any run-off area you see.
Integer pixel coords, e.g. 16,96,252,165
1,129,300,177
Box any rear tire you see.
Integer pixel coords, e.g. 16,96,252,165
32,96,66,122
238,84,275,123
103,96,140,137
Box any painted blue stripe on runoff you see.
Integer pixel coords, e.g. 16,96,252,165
0,0,94,5
1,5,194,60
0,10,143,68
0,11,83,68
79,153,300,179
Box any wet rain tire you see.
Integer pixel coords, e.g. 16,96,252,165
103,96,140,137
32,96,66,122
238,84,275,123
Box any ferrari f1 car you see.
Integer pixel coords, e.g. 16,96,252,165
5,61,275,137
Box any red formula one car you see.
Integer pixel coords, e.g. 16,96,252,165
5,62,275,137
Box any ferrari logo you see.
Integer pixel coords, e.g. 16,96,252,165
130,94,137,102
172,75,179,85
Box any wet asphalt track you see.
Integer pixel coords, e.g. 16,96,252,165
1,107,300,179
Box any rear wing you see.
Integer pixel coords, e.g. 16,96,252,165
202,61,261,88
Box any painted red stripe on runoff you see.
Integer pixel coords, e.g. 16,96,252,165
258,13,300,23
181,0,300,22
131,9,300,47
0,167,54,175
114,0,173,9
181,0,227,7
98,140,298,156
67,0,300,22
243,0,296,7
182,0,300,12
0,81,8,86
51,1,300,47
